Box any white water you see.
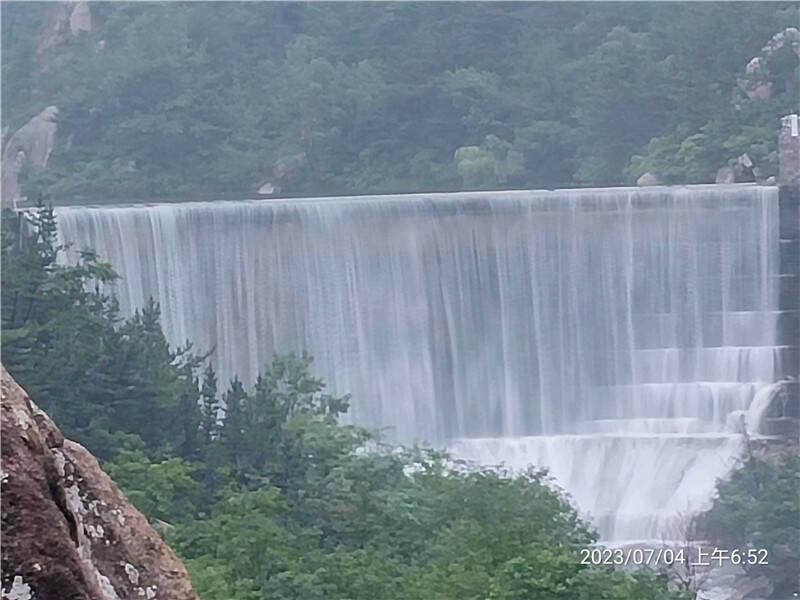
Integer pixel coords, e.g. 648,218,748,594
55,184,781,541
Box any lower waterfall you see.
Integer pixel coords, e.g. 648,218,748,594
55,184,781,542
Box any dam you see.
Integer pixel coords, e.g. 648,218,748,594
54,183,797,542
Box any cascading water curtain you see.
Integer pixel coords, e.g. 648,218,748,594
56,184,780,541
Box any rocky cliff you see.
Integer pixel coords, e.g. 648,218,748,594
1,106,59,209
0,366,199,600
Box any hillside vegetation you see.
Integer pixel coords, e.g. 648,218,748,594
2,3,798,200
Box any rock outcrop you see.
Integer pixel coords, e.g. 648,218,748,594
713,29,800,184
636,171,662,186
714,166,736,184
1,366,199,600
37,2,93,56
1,107,59,209
69,2,93,36
737,27,800,103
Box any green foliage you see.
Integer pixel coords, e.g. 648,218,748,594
2,3,796,196
700,448,800,597
171,452,689,600
231,353,354,477
1,204,206,460
105,450,203,524
455,135,524,189
625,111,783,184
161,352,686,599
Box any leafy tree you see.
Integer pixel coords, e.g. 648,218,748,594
170,448,689,600
572,26,675,185
105,449,203,524
699,447,800,598
454,135,524,189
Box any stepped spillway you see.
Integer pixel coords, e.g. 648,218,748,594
55,184,782,542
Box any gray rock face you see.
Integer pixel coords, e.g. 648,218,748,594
738,153,754,169
37,2,93,56
1,107,59,209
257,181,278,195
715,166,736,184
740,58,774,101
636,172,662,186
737,27,800,103
69,2,93,35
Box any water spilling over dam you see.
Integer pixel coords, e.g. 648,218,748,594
55,184,784,542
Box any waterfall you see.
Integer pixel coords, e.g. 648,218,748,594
55,184,781,542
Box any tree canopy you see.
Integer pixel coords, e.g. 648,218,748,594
698,444,800,598
3,2,797,200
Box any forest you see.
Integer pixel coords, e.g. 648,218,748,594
2,2,798,200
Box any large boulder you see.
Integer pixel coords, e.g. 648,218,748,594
69,2,93,36
0,366,199,600
636,171,662,186
715,166,736,184
1,106,59,209
4,106,58,168
739,57,773,101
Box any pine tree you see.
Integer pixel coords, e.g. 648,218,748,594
2,206,207,461
220,376,246,470
199,363,219,444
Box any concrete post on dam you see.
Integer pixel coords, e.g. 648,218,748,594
764,114,800,438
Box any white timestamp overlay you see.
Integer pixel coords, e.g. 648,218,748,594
580,547,769,568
